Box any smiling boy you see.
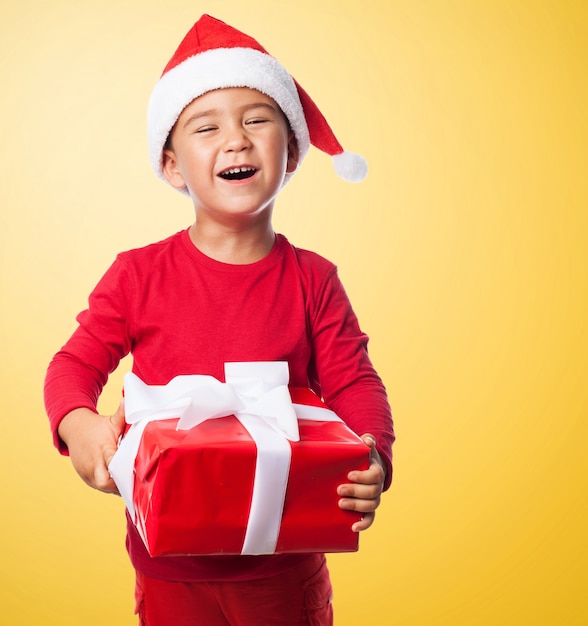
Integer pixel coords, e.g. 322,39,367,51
45,14,394,626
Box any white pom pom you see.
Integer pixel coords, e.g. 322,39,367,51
332,151,368,182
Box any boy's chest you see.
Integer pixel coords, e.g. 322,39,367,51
129,269,313,385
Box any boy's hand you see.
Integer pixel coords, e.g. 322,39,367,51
57,401,126,495
337,434,386,532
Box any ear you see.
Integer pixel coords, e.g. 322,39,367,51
285,132,300,174
162,149,187,189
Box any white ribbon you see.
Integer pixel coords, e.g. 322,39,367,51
108,362,341,555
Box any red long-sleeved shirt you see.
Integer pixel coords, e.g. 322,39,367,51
44,229,394,581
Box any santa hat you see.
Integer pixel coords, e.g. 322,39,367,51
148,14,367,192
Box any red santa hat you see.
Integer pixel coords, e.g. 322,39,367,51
148,14,368,192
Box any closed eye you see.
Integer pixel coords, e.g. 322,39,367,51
246,118,270,126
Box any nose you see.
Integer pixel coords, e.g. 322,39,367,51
223,123,252,153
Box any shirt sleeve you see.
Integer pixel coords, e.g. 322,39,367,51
307,267,395,489
43,257,133,453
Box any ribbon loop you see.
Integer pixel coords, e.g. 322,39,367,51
125,373,244,427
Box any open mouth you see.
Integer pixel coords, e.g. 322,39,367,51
218,166,257,181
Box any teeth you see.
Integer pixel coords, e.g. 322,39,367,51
219,166,257,181
224,167,254,175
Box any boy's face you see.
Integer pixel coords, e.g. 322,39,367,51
163,87,299,222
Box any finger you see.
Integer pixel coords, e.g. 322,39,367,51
347,462,386,485
338,492,381,513
352,512,375,533
338,482,382,501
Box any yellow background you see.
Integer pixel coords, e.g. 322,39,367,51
1,1,586,624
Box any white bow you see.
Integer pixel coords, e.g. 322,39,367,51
124,361,300,440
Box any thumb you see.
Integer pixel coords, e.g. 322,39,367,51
361,433,377,449
110,398,126,430
104,400,125,480
102,443,119,473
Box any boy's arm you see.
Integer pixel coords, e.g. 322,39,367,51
44,256,132,453
307,266,395,489
337,434,386,532
58,402,126,494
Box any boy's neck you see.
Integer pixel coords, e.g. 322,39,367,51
188,221,276,265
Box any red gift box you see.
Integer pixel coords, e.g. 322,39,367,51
126,386,369,557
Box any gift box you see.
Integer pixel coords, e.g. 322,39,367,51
109,363,370,557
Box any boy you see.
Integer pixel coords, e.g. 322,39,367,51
44,14,394,626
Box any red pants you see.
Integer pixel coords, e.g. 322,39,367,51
135,554,334,626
